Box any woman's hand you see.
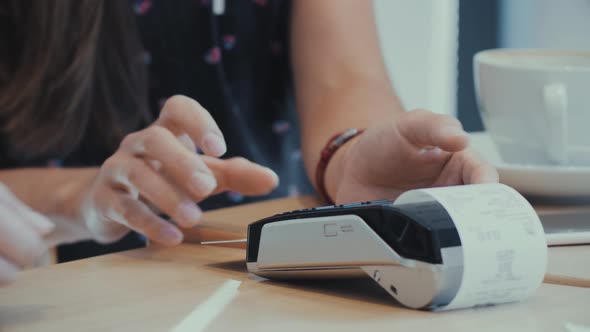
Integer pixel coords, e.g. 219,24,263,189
81,95,278,245
329,110,498,204
0,184,54,286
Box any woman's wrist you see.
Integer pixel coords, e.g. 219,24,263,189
0,168,100,245
322,132,363,204
51,168,99,221
0,168,97,218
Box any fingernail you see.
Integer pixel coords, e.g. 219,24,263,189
30,214,55,235
148,159,162,172
265,167,280,187
177,133,196,151
418,147,442,156
160,225,183,244
177,201,203,225
202,132,227,156
191,173,217,196
440,126,466,138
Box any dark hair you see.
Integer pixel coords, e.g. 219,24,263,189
0,0,151,162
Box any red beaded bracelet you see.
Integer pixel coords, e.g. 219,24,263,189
315,128,365,205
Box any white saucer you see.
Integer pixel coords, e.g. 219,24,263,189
469,132,590,245
468,132,590,198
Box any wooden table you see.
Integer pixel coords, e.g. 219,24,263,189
1,197,589,332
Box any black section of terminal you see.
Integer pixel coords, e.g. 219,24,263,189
246,199,461,264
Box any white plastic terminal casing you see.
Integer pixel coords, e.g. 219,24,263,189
246,215,463,309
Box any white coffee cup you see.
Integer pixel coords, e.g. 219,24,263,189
474,49,590,166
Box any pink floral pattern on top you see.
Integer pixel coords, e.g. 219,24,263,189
133,0,152,15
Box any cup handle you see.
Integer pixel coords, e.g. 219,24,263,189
543,83,568,164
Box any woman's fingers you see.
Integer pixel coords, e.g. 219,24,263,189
460,151,499,184
397,110,469,152
201,156,279,195
433,150,499,187
155,95,227,157
104,193,184,246
176,133,197,152
119,126,218,200
98,126,281,246
393,110,498,186
104,155,203,228
119,124,280,201
96,154,279,245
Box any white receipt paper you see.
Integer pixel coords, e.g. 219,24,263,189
394,183,548,310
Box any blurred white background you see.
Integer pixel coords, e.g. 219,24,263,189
373,0,589,124
500,0,590,50
373,0,459,117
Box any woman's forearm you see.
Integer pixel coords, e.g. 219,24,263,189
291,0,405,198
0,168,97,217
0,168,98,243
